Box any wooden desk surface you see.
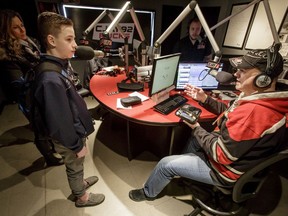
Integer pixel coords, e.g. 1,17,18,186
90,74,217,126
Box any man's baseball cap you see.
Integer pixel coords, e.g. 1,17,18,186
229,48,283,77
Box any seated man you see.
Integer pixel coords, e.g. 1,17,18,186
129,47,288,201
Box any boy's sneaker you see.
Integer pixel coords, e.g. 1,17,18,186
75,193,105,208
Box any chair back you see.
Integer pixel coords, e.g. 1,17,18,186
232,148,288,203
70,59,92,97
70,59,91,88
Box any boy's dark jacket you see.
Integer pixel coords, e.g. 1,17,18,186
32,55,94,153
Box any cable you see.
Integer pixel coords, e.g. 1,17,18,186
198,69,209,81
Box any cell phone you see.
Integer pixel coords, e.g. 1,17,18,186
120,96,142,107
175,104,202,124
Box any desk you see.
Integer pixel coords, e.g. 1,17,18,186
90,74,217,160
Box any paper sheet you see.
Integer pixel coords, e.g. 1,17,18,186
116,92,149,109
129,91,149,101
116,98,132,109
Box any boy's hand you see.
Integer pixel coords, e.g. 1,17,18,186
76,146,87,158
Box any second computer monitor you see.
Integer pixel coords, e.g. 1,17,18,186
175,62,223,90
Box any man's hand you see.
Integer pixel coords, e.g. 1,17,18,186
184,84,207,103
184,120,200,129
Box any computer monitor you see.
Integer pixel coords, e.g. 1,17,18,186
149,53,181,97
175,62,223,90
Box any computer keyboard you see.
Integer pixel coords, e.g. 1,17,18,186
153,94,188,115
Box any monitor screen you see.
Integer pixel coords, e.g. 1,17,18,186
149,53,181,97
175,62,223,90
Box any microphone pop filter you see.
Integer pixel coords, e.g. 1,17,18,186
74,46,94,60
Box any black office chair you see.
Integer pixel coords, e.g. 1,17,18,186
69,59,93,97
185,148,288,216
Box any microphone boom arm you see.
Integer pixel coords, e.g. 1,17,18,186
129,7,146,42
194,4,221,61
102,1,130,73
262,0,280,44
153,0,281,61
153,1,197,57
82,10,107,39
82,9,126,41
104,1,131,36
153,0,222,61
129,7,148,66
107,12,126,38
103,1,149,73
210,0,280,44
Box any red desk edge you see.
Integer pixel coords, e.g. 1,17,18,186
90,74,217,126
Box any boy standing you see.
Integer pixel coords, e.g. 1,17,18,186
33,12,105,207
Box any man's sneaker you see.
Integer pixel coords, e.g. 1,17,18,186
129,188,155,202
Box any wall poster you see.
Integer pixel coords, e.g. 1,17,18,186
245,0,288,50
279,9,288,59
223,3,255,49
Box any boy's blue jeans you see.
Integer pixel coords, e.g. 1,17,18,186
144,136,214,197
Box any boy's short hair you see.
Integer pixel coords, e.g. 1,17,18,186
37,12,73,49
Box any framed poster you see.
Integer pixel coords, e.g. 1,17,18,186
279,9,288,59
245,0,288,49
223,3,255,49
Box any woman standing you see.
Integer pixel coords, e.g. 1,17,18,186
0,9,63,166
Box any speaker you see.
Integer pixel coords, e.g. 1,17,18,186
253,48,274,88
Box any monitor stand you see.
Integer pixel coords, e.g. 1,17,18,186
151,85,175,104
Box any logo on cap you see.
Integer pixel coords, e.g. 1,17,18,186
230,58,243,67
246,50,267,59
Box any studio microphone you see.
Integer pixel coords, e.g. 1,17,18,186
94,50,105,58
206,60,235,83
209,69,235,83
74,46,105,60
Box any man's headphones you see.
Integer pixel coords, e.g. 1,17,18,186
253,49,273,88
253,44,280,88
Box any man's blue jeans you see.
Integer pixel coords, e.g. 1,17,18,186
143,136,214,198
